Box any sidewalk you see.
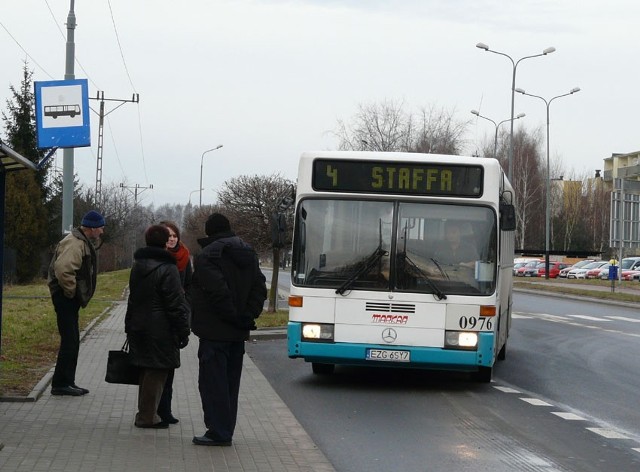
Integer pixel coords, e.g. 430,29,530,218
0,301,334,472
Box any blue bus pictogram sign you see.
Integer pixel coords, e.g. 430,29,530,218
34,79,90,148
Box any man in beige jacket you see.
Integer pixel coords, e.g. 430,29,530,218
47,210,105,396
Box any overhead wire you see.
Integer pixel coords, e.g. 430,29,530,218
4,1,151,202
0,21,55,80
43,0,101,90
106,0,152,198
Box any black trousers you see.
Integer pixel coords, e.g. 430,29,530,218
157,369,175,418
51,292,81,388
197,339,244,442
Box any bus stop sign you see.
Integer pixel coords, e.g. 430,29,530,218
34,79,91,148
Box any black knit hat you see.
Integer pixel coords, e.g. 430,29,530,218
205,213,231,236
145,225,170,248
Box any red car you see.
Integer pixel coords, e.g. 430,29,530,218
587,263,611,279
621,270,640,281
516,260,544,276
537,262,571,279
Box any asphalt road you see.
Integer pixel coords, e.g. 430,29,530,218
247,291,640,472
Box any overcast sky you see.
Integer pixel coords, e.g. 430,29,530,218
1,0,638,207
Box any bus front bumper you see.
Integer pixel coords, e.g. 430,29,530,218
287,322,495,372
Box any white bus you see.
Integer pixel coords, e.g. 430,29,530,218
287,151,516,382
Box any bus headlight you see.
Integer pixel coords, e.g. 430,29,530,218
445,331,478,350
302,323,334,342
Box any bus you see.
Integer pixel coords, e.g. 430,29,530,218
287,151,516,382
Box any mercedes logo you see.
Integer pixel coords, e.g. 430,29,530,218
382,328,397,343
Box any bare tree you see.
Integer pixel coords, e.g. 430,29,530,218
214,174,293,254
505,127,544,249
183,173,295,312
334,100,467,155
335,99,410,151
557,175,585,252
410,105,469,155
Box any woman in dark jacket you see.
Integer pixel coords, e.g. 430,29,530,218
125,225,191,429
156,220,193,424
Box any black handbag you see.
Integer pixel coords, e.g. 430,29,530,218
105,339,140,385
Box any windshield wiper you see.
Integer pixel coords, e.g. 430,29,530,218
399,253,447,300
335,247,388,295
430,258,450,280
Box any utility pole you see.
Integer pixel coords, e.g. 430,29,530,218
119,182,153,206
120,183,153,261
61,0,76,233
92,92,140,207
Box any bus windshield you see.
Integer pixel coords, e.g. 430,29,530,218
292,199,497,296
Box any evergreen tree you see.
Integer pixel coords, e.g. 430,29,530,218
2,62,50,282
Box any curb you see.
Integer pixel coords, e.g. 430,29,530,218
250,327,287,341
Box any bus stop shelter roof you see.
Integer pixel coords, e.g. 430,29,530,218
0,142,37,172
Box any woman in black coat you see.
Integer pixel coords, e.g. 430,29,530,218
125,225,191,429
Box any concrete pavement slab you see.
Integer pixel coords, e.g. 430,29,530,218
0,302,334,472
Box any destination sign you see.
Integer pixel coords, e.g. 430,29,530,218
312,159,483,197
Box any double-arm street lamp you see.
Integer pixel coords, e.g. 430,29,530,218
515,86,581,279
476,43,556,181
199,145,223,206
471,110,525,159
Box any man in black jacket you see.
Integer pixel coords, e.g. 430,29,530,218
191,213,267,446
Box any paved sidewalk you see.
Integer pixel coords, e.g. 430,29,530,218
0,302,334,472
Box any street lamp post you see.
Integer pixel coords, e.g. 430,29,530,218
199,145,223,206
188,188,202,206
476,43,555,181
470,110,525,159
515,86,580,279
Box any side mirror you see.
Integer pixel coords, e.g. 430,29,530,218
271,213,287,248
500,203,516,231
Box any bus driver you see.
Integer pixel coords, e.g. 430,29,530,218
434,221,479,269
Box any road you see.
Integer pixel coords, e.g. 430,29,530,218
246,291,640,471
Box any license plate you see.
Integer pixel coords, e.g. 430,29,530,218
366,349,410,362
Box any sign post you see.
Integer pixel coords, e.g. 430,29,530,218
608,259,619,292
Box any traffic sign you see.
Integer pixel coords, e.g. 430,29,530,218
34,79,90,148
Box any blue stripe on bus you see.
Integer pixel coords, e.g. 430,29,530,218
287,322,494,371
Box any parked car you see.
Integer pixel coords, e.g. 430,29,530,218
516,260,543,277
567,261,607,279
622,270,640,281
559,259,595,278
598,266,611,279
601,257,640,280
620,257,640,271
587,263,610,279
537,261,571,278
523,262,545,277
513,261,528,276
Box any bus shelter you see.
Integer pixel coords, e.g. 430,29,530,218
0,142,37,355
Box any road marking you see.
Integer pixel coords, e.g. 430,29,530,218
551,412,585,421
493,386,521,394
494,383,640,454
607,316,640,323
520,398,553,406
586,427,630,439
568,315,610,322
